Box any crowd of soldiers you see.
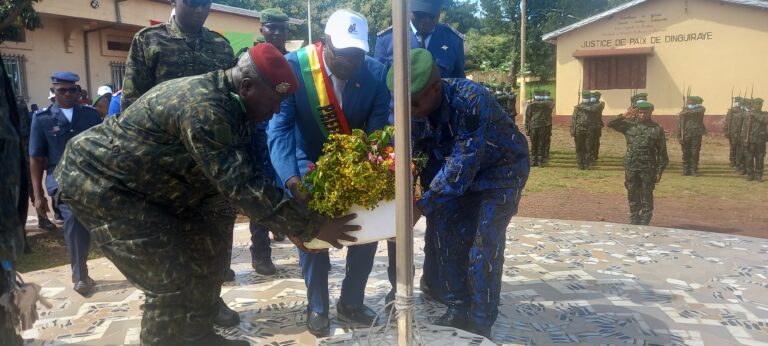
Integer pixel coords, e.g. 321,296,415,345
725,97,767,181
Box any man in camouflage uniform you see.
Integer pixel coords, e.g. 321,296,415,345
0,55,25,346
572,91,593,170
392,49,530,338
724,97,744,167
120,0,239,325
55,45,359,346
676,96,706,176
502,85,517,120
525,90,554,167
259,8,289,55
607,101,669,225
587,91,605,164
741,98,767,181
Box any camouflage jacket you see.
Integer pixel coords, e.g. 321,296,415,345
0,62,24,261
740,110,768,144
121,16,235,110
723,107,742,138
585,102,605,129
413,79,530,216
571,103,592,134
607,116,669,173
676,106,706,139
55,70,323,241
525,100,553,129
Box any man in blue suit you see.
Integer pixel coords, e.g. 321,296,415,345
29,72,102,296
374,0,466,305
268,9,390,337
374,0,465,79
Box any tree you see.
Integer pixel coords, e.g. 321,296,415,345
0,0,42,44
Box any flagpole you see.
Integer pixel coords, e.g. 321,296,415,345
520,0,527,125
307,0,312,44
392,0,414,344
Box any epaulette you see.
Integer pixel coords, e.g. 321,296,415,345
135,22,167,37
205,28,230,43
441,23,465,40
377,26,393,37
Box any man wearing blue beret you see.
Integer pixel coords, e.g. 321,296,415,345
29,71,102,296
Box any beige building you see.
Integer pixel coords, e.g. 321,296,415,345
1,0,303,108
543,0,768,132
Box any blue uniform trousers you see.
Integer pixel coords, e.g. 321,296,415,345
433,189,518,328
57,196,91,282
249,221,271,261
299,242,377,314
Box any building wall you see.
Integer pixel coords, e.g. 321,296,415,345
552,0,768,132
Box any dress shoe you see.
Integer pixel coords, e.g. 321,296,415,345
434,308,467,328
73,278,96,297
38,218,57,232
214,299,240,327
420,277,444,304
337,303,378,326
223,268,236,282
185,332,249,346
252,258,276,276
272,231,286,242
306,309,330,337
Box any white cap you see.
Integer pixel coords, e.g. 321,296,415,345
324,9,369,52
96,85,113,96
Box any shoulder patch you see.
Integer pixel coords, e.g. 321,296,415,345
441,23,464,40
377,26,393,37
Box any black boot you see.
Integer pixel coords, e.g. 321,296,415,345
214,299,240,327
252,257,276,276
434,308,468,328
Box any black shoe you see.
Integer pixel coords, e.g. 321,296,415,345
38,218,57,232
214,299,240,327
747,174,755,181
337,303,378,326
185,332,250,346
272,232,286,242
73,278,95,297
251,258,276,276
223,268,236,282
306,309,330,337
420,277,444,304
434,308,467,328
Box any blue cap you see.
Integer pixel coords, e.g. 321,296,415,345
51,71,80,84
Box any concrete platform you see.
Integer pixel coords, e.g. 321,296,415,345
18,217,768,345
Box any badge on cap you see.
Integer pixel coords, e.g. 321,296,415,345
348,23,357,34
441,45,448,51
276,82,291,94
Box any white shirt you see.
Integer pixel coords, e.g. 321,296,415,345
60,107,74,123
411,22,434,48
322,52,347,108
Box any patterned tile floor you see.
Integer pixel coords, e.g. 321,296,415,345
17,217,768,345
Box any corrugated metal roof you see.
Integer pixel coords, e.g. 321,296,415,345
211,3,305,25
542,0,768,44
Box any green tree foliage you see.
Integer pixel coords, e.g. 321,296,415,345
0,0,42,44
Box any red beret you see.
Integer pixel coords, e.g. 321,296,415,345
248,43,299,95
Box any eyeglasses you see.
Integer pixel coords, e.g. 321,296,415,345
326,45,365,65
55,87,79,95
182,0,212,7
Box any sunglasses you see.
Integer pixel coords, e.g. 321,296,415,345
55,87,80,94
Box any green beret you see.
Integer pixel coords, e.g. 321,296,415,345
592,91,602,97
687,96,703,104
635,100,654,110
543,90,551,96
734,96,743,102
387,48,434,94
255,36,266,43
261,8,289,23
755,98,764,105
581,91,592,97
534,90,544,95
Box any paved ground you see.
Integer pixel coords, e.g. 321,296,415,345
18,217,768,345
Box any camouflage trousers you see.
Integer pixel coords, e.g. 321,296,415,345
589,127,602,162
0,272,23,346
681,135,703,173
431,188,520,328
64,193,234,346
744,142,766,178
728,136,738,166
529,126,551,164
624,169,656,225
574,131,592,166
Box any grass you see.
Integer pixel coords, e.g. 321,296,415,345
524,124,768,202
16,231,104,273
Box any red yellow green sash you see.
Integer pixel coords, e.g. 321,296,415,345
296,42,351,137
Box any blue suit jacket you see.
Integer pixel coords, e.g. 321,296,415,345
29,104,102,192
268,47,391,188
374,23,465,79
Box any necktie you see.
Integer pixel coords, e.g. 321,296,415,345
418,33,427,48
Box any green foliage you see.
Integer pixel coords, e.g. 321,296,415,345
0,0,42,44
465,30,514,72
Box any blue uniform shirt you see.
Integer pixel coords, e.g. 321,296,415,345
107,92,122,117
29,104,102,192
374,23,465,79
412,79,529,215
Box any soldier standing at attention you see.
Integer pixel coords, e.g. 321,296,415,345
572,91,593,170
120,0,240,327
587,91,605,164
676,96,707,176
607,101,669,225
525,90,554,167
724,97,743,167
742,98,767,182
503,84,518,120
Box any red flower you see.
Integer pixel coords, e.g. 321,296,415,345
307,162,317,173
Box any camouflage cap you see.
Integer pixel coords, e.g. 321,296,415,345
387,48,434,94
261,8,289,23
687,95,703,104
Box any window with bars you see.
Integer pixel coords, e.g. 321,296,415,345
582,55,647,90
111,61,126,90
2,54,27,99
